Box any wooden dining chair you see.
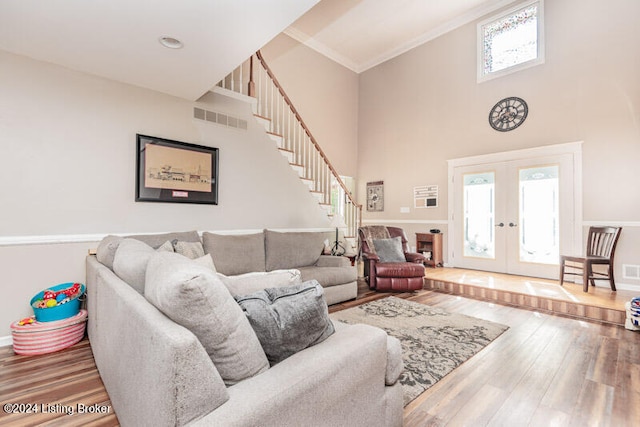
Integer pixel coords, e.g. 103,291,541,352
559,226,622,292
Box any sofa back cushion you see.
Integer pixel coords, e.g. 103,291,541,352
112,238,173,294
144,252,269,385
96,231,201,270
202,232,266,275
128,230,201,249
264,230,326,271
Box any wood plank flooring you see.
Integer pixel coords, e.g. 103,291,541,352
1,276,639,426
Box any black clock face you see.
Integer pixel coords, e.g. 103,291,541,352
489,97,528,132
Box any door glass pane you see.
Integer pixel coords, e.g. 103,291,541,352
463,172,495,258
519,165,559,264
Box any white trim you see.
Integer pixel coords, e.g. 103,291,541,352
0,336,12,348
285,0,518,74
0,234,106,247
448,141,583,168
362,219,449,225
0,227,339,247
283,27,360,73
477,0,545,83
582,221,640,227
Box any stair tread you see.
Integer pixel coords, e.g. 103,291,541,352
254,114,271,122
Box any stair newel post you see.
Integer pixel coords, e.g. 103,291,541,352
248,55,255,97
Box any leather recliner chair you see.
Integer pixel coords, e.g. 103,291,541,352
359,226,426,292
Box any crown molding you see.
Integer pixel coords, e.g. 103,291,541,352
285,0,518,74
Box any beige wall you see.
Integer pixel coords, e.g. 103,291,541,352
261,34,359,178
0,51,334,337
357,0,640,287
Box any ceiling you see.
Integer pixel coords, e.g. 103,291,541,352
286,0,518,73
0,0,319,100
0,0,518,100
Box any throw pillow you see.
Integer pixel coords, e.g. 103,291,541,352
218,269,302,296
194,253,217,272
172,239,205,259
235,280,335,365
112,238,173,294
145,252,269,385
373,236,405,263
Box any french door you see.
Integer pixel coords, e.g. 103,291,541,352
452,153,575,279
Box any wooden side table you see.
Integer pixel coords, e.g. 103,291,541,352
416,233,443,267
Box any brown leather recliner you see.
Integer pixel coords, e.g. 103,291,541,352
359,226,426,292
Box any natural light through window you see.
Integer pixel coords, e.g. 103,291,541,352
478,1,544,81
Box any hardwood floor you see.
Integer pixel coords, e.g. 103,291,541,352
1,277,638,426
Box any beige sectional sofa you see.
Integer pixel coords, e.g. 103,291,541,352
86,230,404,426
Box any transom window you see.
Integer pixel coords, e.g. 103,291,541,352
478,1,544,82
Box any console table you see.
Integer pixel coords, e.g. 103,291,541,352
416,233,443,267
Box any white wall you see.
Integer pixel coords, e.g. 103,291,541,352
357,0,640,287
0,51,331,337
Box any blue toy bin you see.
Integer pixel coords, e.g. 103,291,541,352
30,282,85,322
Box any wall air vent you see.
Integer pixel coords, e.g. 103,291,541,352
194,107,248,130
623,264,640,280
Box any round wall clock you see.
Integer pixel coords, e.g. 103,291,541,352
488,97,528,132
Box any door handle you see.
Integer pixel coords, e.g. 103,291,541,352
509,222,518,227
495,222,505,227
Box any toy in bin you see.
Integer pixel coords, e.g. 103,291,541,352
30,282,85,322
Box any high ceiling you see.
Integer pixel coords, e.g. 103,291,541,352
0,0,319,100
0,0,517,100
286,0,517,73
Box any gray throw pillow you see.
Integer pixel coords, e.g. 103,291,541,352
145,252,269,385
373,236,405,262
235,280,335,365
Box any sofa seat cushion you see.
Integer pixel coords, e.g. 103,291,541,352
298,266,357,288
375,262,425,278
144,252,269,385
235,280,335,365
264,230,326,271
203,232,266,275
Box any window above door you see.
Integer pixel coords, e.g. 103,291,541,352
477,0,545,82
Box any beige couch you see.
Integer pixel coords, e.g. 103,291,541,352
86,230,403,426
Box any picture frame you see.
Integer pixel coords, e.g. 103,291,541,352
136,134,218,205
366,181,384,212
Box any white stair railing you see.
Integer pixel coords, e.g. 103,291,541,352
218,52,361,238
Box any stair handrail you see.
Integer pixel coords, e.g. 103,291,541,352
253,51,361,220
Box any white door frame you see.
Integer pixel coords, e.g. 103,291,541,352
447,142,583,273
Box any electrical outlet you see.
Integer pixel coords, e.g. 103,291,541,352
400,207,410,213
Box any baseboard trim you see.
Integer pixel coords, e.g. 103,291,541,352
0,335,12,348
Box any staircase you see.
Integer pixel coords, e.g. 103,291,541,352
217,51,361,239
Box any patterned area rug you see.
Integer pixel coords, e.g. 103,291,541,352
330,297,509,406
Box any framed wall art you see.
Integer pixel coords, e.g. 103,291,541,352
366,181,384,212
136,134,218,205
